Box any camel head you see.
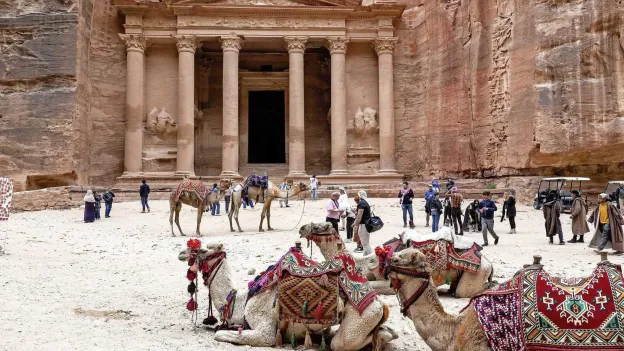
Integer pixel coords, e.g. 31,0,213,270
388,248,431,282
298,222,335,239
219,178,232,190
178,242,224,262
292,182,308,193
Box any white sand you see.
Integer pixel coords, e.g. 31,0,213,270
1,197,621,351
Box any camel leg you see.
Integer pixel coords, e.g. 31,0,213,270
195,202,205,237
266,200,273,231
368,280,395,295
169,199,176,236
214,327,276,347
258,205,266,232
331,300,388,351
175,202,185,236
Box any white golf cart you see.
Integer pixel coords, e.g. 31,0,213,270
533,177,590,213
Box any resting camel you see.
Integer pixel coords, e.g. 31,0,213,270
388,249,624,351
169,178,232,236
178,242,397,350
228,181,307,232
299,223,494,298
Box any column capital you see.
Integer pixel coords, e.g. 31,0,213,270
325,36,350,55
220,34,243,53
284,36,308,54
174,35,197,53
372,37,398,56
119,34,146,53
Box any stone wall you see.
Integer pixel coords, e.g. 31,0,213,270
12,187,80,212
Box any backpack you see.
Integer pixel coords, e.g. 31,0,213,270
103,192,112,202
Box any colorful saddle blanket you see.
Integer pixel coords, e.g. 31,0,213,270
171,179,209,203
471,263,624,350
248,248,377,323
410,239,482,273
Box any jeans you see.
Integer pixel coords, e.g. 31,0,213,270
481,217,498,244
598,223,611,250
557,218,564,242
94,206,100,220
346,217,355,240
243,199,254,209
141,196,149,211
105,202,112,217
224,196,230,213
311,189,317,201
358,224,372,255
451,207,463,234
401,204,414,225
509,216,516,229
211,201,220,215
326,217,339,233
431,213,440,232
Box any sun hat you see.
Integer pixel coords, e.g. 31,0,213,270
357,190,368,199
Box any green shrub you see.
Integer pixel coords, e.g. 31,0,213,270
485,183,497,189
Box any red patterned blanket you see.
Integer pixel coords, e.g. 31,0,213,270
410,239,482,273
171,179,209,203
470,263,624,350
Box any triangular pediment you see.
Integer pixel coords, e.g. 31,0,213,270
167,0,361,7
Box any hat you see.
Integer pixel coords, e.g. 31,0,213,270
571,190,580,196
357,190,368,199
331,191,340,197
339,186,345,191
599,193,609,199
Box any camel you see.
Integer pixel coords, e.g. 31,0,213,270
178,242,398,350
169,178,232,236
299,223,494,298
388,249,624,351
228,180,308,232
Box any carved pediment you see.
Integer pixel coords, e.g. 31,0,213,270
165,0,361,6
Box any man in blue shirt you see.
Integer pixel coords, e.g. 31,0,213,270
478,191,499,246
424,185,436,227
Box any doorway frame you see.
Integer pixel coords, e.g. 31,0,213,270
239,71,289,176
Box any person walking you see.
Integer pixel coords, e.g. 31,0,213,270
224,187,231,214
589,193,624,254
424,185,435,227
84,190,96,223
278,181,290,208
353,190,372,255
103,189,115,218
398,182,415,229
243,195,254,209
140,179,150,213
352,196,363,251
501,191,516,234
309,175,318,201
543,191,564,245
463,200,481,232
478,191,499,246
617,182,624,216
338,187,348,230
93,191,102,220
446,187,464,235
325,191,344,233
342,200,356,243
429,192,443,233
211,184,220,215
568,190,590,243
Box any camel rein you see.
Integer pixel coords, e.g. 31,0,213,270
388,265,430,316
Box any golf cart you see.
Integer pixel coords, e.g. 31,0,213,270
533,177,590,213
604,181,624,207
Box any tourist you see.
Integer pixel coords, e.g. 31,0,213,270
325,191,343,233
398,182,415,228
445,178,455,192
568,190,589,243
432,178,440,193
243,195,254,209
352,196,363,250
429,192,443,233
103,188,115,218
463,200,481,232
342,199,356,243
617,182,624,215
424,185,435,227
83,190,96,223
338,187,348,230
478,191,499,246
278,181,290,208
589,193,624,254
446,187,464,235
543,191,564,245
224,187,231,214
140,179,150,213
93,191,102,220
501,191,516,234
310,175,318,201
211,184,220,215
353,190,373,255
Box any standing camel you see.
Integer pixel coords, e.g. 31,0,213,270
169,178,232,236
228,181,307,232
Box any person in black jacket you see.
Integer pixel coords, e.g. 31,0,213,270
398,182,415,228
463,199,481,232
501,191,517,234
429,193,444,232
140,179,150,213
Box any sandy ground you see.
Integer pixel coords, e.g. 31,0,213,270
1,197,622,351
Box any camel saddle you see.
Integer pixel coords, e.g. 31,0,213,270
171,179,209,203
248,248,377,325
469,262,624,350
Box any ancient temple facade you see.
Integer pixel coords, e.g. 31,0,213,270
111,0,405,185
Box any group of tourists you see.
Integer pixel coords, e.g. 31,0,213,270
323,187,373,254
83,188,115,223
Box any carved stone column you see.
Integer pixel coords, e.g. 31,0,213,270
285,36,308,177
326,37,349,175
175,35,197,176
373,37,399,174
219,34,242,177
120,34,146,176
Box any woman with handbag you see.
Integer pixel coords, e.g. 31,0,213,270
353,190,373,255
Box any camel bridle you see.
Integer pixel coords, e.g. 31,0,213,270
388,265,431,316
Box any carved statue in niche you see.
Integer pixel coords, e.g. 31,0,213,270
354,107,378,137
147,107,177,140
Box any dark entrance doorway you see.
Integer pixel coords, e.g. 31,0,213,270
248,90,286,163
